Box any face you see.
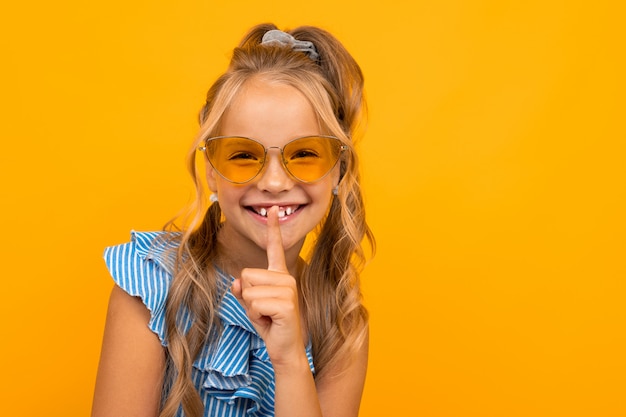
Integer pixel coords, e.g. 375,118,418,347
206,77,339,261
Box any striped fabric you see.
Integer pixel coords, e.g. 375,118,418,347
103,231,316,417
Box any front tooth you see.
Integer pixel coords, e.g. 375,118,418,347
259,207,267,217
278,210,286,218
286,207,293,216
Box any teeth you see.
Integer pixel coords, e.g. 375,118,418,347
255,206,297,218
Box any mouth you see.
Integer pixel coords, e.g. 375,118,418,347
247,205,302,219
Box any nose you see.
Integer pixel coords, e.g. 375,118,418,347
256,149,295,193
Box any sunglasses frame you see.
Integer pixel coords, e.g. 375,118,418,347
198,135,349,184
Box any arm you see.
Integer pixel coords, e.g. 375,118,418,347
316,329,369,417
92,285,166,417
232,207,369,416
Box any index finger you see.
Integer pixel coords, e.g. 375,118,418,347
266,205,287,272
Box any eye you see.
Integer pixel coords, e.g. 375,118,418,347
228,151,260,161
290,149,321,159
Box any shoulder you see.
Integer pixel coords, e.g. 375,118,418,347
103,230,181,345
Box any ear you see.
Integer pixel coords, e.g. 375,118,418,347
206,164,218,192
331,161,342,190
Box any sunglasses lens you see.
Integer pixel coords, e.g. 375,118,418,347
205,137,265,183
283,136,344,182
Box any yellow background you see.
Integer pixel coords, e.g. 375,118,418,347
1,1,624,416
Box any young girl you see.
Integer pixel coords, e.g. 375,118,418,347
92,23,374,417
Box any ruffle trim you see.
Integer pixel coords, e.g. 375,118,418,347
103,230,178,346
103,231,316,414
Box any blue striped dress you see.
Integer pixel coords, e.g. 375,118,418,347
103,231,316,417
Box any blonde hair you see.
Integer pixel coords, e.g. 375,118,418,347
160,23,375,417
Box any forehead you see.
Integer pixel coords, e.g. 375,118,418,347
220,78,321,145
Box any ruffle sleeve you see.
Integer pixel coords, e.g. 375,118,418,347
103,230,178,345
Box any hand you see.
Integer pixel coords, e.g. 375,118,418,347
231,206,305,366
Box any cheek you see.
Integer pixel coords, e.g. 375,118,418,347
214,182,248,209
309,181,335,208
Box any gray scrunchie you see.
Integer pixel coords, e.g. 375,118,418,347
261,29,320,61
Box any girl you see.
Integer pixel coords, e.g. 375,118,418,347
92,23,374,417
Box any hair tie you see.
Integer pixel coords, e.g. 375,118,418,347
261,29,319,61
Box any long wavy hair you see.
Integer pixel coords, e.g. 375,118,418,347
160,23,375,417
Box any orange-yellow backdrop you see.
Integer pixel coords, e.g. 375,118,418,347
1,1,624,416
